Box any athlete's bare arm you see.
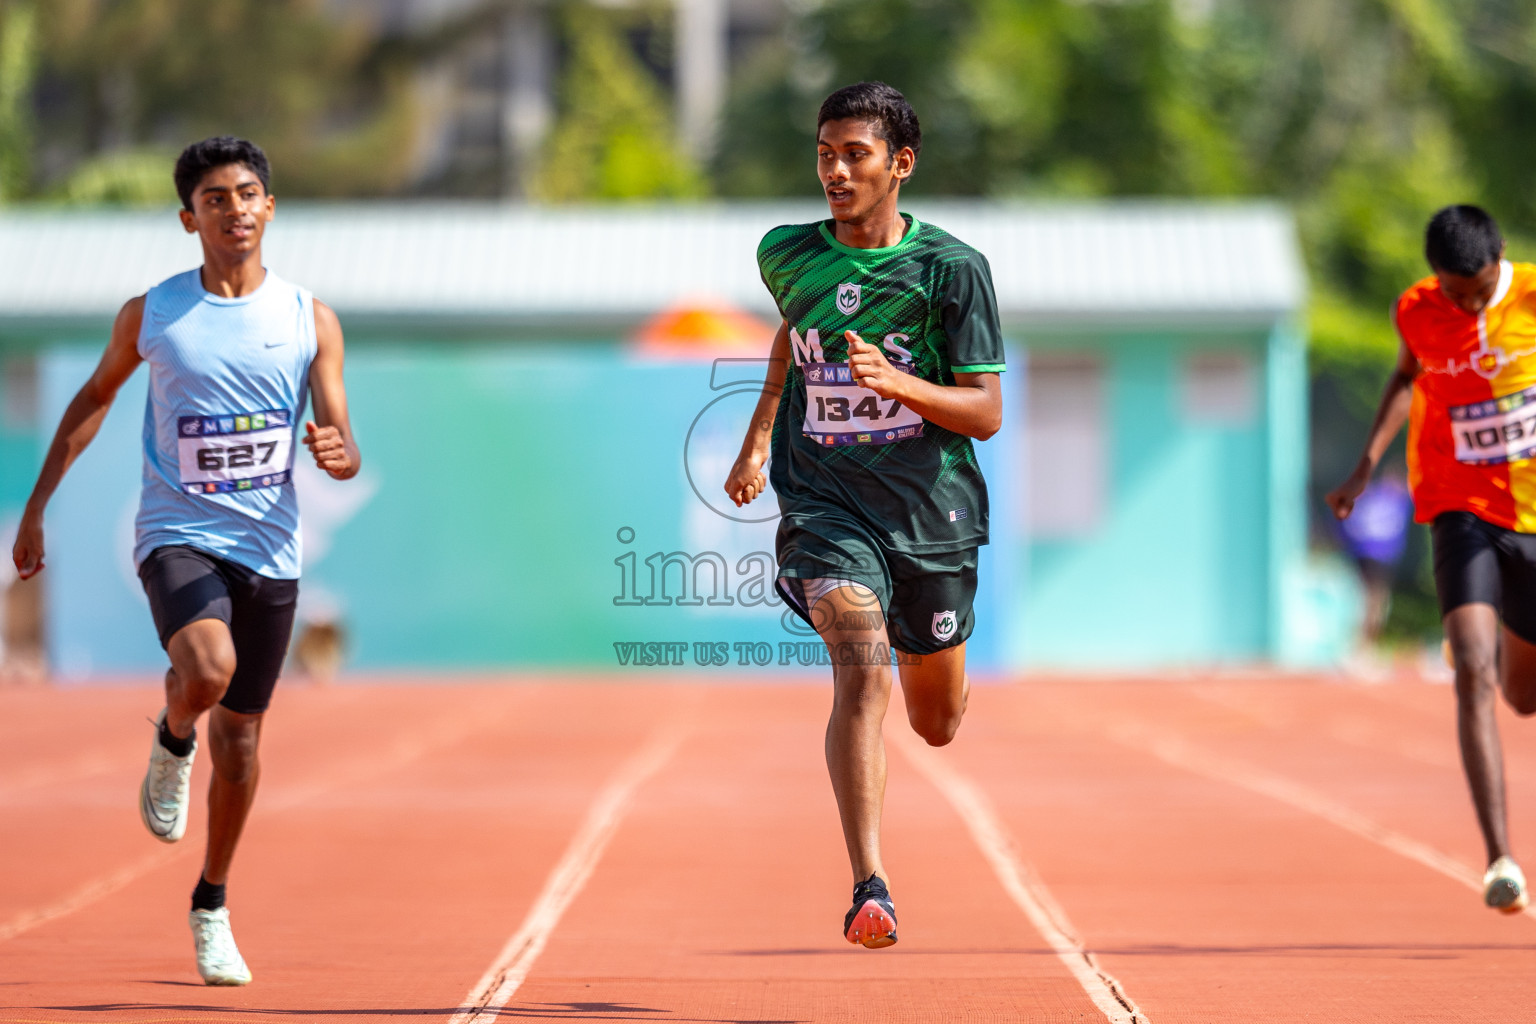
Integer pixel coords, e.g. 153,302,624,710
845,331,1002,440
11,296,146,580
724,320,791,507
1327,339,1421,520
303,298,361,480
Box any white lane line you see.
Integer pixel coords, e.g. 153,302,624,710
0,752,122,798
1106,723,1534,918
0,847,186,942
0,706,504,945
891,731,1149,1024
449,726,685,1024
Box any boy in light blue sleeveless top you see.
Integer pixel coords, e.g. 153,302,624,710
11,137,362,986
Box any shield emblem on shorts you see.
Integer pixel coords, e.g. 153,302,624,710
837,283,861,315
932,610,957,642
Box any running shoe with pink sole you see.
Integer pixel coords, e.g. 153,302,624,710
843,873,897,948
1484,855,1530,914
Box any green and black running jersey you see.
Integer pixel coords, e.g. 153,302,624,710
758,214,1005,554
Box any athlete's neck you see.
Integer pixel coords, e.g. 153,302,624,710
199,251,267,299
831,203,909,250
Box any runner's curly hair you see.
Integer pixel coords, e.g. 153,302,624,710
817,82,922,169
173,137,271,212
1426,205,1503,276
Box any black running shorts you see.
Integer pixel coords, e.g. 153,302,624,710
775,512,977,656
137,545,298,715
1432,511,1536,643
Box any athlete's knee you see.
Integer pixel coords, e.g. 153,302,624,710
831,663,890,715
1498,636,1536,715
209,715,262,781
1508,693,1536,716
212,745,259,785
169,630,237,706
1504,677,1536,716
909,710,962,747
1453,646,1500,701
180,656,236,706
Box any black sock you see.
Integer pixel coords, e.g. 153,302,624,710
191,876,226,912
158,720,194,758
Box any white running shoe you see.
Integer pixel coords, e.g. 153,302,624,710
139,708,195,843
1483,855,1530,914
189,907,252,986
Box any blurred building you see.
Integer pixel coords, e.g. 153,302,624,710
0,200,1310,675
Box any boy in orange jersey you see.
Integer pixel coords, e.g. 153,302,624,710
1329,205,1536,914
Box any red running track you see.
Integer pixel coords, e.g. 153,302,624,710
3,674,1536,1022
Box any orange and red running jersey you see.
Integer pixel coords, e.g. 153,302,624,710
1399,261,1536,531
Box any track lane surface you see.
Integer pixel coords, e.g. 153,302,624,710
502,684,1107,1022
1,682,685,1020
962,677,1536,1023
5,675,1536,1022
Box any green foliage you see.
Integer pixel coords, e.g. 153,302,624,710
20,0,421,201
716,0,1241,198
4,1,710,202
534,5,706,202
718,0,1536,640
720,0,1536,315
54,147,173,205
719,0,1536,404
0,0,36,203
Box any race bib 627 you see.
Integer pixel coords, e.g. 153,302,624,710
802,362,924,447
176,409,295,494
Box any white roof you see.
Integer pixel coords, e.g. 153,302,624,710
0,200,1304,327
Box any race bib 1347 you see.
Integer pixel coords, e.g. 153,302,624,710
801,362,924,447
176,409,295,494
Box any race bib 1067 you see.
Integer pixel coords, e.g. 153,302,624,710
802,361,925,447
176,409,295,494
1451,385,1536,466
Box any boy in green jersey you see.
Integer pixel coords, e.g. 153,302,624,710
725,82,1006,948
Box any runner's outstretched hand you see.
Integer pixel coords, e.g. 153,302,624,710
11,508,44,580
1326,458,1372,520
725,448,768,507
846,331,907,399
304,421,352,478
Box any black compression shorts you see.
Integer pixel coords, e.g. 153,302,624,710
1432,511,1536,644
775,513,977,656
137,545,298,715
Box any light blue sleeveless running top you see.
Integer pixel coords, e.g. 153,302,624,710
133,268,316,579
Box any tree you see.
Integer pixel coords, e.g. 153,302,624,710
24,0,422,201
533,3,705,202
717,0,1536,397
715,0,1235,198
716,0,1536,639
0,0,36,203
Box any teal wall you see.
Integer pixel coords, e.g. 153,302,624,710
25,319,1303,676
1005,325,1305,668
0,356,41,526
1265,318,1315,665
0,420,36,522
34,341,1016,677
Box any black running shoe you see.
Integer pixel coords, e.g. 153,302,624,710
843,873,897,948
